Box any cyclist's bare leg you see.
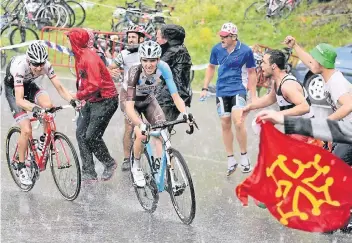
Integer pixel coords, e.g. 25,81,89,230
220,116,234,156
231,109,247,154
123,118,133,158
133,134,144,166
152,136,163,157
36,93,53,132
17,119,32,163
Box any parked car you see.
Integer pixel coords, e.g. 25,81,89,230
292,43,352,105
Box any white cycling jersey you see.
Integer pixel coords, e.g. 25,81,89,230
113,49,140,85
5,55,56,87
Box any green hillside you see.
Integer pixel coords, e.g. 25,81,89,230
81,0,351,87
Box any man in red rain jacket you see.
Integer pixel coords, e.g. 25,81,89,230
67,28,118,182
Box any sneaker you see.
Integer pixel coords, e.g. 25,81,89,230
341,214,352,233
101,161,117,181
121,158,130,171
239,156,252,173
81,173,98,184
131,167,146,187
227,164,238,177
19,167,33,185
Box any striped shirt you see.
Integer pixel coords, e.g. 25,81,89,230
284,117,352,144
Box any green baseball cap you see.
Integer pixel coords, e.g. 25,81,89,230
310,43,337,69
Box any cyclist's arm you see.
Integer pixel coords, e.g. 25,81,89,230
328,93,352,120
279,80,310,116
125,100,144,126
160,62,187,113
125,65,144,126
50,76,74,102
248,81,276,110
15,86,36,111
292,43,317,71
284,117,352,144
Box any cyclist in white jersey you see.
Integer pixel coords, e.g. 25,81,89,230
124,41,190,187
3,42,75,185
108,25,146,171
243,49,314,141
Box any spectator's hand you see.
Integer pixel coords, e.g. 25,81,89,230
200,88,208,100
256,110,284,125
241,104,251,122
283,36,296,48
109,68,120,78
69,99,78,108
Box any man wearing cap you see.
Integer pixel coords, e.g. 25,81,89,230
200,22,257,176
284,36,352,166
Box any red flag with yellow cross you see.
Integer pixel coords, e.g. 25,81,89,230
236,122,352,232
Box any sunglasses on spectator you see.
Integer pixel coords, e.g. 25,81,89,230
220,35,233,39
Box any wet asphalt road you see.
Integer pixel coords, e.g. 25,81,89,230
1,76,351,243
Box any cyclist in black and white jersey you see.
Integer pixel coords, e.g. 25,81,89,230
3,42,75,185
108,25,146,171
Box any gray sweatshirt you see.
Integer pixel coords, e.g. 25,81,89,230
284,117,352,144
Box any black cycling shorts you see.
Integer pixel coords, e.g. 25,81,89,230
120,88,166,125
4,83,47,123
216,94,247,117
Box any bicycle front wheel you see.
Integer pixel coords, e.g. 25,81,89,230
5,127,36,192
130,143,159,213
167,148,196,225
50,132,81,201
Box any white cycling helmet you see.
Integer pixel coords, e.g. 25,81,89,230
126,25,145,37
26,42,48,63
138,40,161,59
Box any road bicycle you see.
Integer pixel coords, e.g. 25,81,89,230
130,114,198,224
5,105,81,201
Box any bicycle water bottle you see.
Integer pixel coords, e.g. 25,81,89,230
38,133,46,152
32,139,40,153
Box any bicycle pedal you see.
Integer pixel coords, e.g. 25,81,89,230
58,164,71,169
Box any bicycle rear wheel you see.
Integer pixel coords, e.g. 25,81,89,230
167,148,196,225
50,132,81,201
130,141,159,213
66,1,86,26
5,127,36,192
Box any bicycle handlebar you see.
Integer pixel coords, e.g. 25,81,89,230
149,113,199,134
33,105,74,118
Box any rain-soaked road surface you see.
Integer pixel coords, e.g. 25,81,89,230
1,77,351,243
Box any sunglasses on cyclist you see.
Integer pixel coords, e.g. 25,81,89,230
30,62,46,67
141,58,158,63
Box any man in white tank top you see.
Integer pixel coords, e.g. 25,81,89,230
243,49,314,141
108,25,146,171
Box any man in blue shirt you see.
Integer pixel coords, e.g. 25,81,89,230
200,23,257,176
